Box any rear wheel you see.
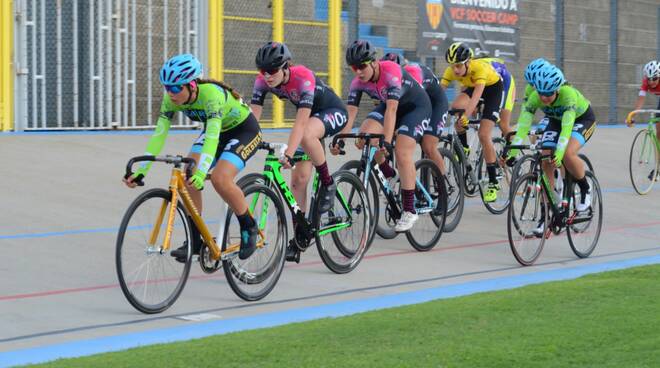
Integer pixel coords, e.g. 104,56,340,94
567,171,602,258
116,188,192,314
478,137,511,214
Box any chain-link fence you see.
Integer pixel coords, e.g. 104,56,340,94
16,0,199,130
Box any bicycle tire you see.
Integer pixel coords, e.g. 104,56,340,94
405,159,445,251
116,188,192,314
567,171,603,258
628,129,659,195
222,182,287,301
477,137,511,215
315,170,371,274
438,147,464,232
339,160,378,248
507,173,548,266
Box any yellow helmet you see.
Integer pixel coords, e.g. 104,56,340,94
445,42,473,64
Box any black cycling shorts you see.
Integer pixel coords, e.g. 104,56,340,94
463,79,504,123
541,105,596,148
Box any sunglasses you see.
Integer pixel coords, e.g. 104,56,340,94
650,77,660,82
350,62,371,72
538,90,555,97
164,84,184,94
260,68,280,76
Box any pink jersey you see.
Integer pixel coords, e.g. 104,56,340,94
347,60,419,106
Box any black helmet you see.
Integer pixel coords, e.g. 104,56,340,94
345,40,376,66
255,42,292,70
381,52,403,65
445,42,473,64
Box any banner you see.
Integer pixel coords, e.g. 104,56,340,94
418,0,520,62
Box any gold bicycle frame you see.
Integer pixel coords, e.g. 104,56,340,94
147,166,264,261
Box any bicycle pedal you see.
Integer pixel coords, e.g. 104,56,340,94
285,246,300,263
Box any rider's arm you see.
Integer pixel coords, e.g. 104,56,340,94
134,100,174,176
507,95,538,158
555,90,579,164
250,104,263,121
339,104,359,135
194,91,226,181
633,95,645,111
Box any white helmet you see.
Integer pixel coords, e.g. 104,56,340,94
643,60,660,79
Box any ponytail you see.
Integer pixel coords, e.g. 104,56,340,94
195,78,242,100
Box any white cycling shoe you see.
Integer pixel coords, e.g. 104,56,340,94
394,211,418,232
575,187,592,212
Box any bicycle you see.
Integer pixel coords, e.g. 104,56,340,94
335,133,446,251
236,141,371,274
116,155,286,313
443,108,511,215
504,143,603,266
626,109,660,195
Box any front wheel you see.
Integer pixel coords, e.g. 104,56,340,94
339,160,378,249
628,129,659,195
507,173,548,266
405,159,445,251
222,182,287,301
315,170,371,274
438,147,464,233
567,171,602,258
116,188,192,314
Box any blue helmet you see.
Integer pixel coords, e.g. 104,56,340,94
534,64,565,94
524,58,549,85
160,54,202,86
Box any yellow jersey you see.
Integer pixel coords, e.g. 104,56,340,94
440,59,501,88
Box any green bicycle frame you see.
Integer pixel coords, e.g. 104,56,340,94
248,150,354,237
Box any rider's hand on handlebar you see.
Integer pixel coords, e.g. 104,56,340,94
122,173,144,188
187,170,206,190
329,140,344,156
279,154,295,169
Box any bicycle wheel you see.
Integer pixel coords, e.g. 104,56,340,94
461,144,480,197
507,173,548,266
315,170,371,274
116,188,192,314
477,137,512,214
578,153,594,174
222,183,287,301
405,159,445,251
510,154,536,194
567,171,603,258
237,172,270,188
339,160,378,248
629,129,659,195
438,147,464,232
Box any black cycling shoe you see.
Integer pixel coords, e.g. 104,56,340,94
285,243,301,263
317,181,336,214
238,224,259,260
171,239,201,263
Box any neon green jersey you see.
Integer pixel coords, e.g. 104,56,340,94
511,84,591,160
523,84,535,103
137,82,251,176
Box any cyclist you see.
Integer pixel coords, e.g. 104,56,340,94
523,58,552,139
251,41,348,216
381,52,449,176
507,63,596,234
334,40,432,232
627,60,660,180
478,56,516,141
122,53,261,261
440,42,504,203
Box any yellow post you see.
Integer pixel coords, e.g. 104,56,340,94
328,0,342,95
0,0,14,131
272,0,284,128
207,0,224,80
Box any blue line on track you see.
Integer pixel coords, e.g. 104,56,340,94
2,253,660,367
